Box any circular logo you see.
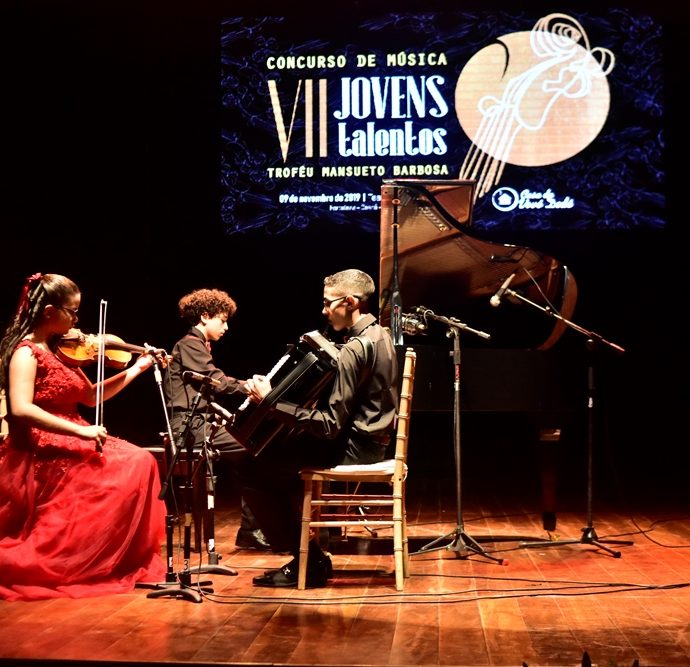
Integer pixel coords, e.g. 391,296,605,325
455,18,614,167
492,187,519,211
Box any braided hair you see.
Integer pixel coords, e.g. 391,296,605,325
0,273,80,393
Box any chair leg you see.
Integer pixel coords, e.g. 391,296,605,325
191,459,206,553
298,476,314,590
402,480,409,580
393,486,404,591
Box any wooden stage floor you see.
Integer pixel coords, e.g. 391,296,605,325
1,469,689,667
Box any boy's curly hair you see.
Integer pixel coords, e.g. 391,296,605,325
178,288,237,325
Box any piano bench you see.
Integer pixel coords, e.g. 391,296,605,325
144,441,210,554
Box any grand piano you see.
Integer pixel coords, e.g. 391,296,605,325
378,179,582,530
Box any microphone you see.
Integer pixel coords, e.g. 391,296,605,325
143,344,168,356
182,370,222,388
208,401,234,424
401,313,428,336
490,272,516,307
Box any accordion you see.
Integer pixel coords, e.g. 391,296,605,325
226,330,339,456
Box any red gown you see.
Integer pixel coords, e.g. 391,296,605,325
0,341,167,601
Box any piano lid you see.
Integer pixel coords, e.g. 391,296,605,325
378,179,577,350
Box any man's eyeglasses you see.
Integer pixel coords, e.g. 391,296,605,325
322,295,363,308
60,306,79,317
322,296,348,309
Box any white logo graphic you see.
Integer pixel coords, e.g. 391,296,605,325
456,13,615,200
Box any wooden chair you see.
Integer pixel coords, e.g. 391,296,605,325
297,347,416,591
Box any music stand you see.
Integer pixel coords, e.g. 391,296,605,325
410,308,506,565
498,286,633,557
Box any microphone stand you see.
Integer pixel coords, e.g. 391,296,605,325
133,352,181,592
410,309,506,564
188,413,238,577
498,288,633,557
149,351,176,460
390,186,404,346
146,385,217,602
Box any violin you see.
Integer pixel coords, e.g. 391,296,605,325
56,328,171,369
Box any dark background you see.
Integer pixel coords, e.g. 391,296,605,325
1,0,687,512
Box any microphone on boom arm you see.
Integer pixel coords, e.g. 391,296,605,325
490,272,517,308
401,305,433,336
182,370,222,388
208,401,234,424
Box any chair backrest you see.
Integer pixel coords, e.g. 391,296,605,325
393,347,416,475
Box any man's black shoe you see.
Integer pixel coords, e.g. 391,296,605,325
263,557,297,577
235,528,271,551
253,554,332,588
263,555,333,579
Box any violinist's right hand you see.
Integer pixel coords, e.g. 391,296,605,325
77,424,108,450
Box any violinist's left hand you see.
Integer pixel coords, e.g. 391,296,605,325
133,353,155,373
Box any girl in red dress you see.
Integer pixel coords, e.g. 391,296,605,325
0,273,166,601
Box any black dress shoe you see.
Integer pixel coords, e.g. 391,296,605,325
263,557,297,576
253,554,332,588
263,555,333,579
235,528,272,551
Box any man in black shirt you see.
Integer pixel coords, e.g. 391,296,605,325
164,288,269,551
242,269,398,587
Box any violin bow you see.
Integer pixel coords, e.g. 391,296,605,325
95,299,108,451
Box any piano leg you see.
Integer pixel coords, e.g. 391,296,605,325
538,428,560,532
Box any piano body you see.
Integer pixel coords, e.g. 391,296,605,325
378,179,581,530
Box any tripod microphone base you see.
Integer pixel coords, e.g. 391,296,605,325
189,549,238,576
190,564,237,576
143,572,215,602
412,527,505,564
135,572,178,589
146,584,204,603
521,524,634,558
